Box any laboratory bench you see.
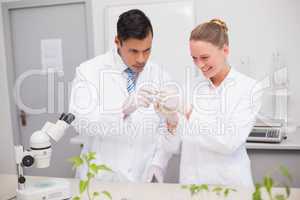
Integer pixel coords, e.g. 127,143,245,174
246,129,300,188
1,174,300,200
1,131,299,199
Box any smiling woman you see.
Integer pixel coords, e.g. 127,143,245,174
154,18,264,187
189,19,230,87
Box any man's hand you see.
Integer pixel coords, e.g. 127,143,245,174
155,89,180,113
154,89,180,133
122,88,154,117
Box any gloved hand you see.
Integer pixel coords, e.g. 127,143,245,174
154,88,180,133
145,165,164,183
122,88,154,117
156,87,180,111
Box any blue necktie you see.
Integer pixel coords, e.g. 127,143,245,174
125,68,137,94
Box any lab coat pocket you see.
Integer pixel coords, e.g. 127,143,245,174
221,165,240,186
193,94,221,117
221,163,252,188
101,73,126,113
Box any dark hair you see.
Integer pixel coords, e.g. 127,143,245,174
117,9,153,42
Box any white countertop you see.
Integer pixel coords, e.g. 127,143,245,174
1,174,300,200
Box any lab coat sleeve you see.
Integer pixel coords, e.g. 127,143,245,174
150,66,182,170
184,82,263,155
150,117,181,170
69,67,123,137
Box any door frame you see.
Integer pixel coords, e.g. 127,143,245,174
1,0,94,145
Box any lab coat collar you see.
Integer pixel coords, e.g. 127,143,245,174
112,46,128,71
102,46,128,72
207,67,236,90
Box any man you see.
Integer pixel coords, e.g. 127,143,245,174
69,9,175,182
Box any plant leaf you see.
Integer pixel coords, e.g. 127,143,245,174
212,186,223,196
264,176,273,194
274,194,286,200
79,180,88,194
93,191,99,196
87,172,95,179
231,188,237,192
68,156,83,169
199,184,209,192
224,188,236,197
102,191,112,200
87,152,96,162
279,166,293,183
255,183,261,190
189,184,201,195
89,163,98,173
97,164,112,172
224,188,229,197
73,196,81,200
252,183,262,200
181,185,188,189
283,183,290,197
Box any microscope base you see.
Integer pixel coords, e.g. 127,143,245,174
17,179,71,200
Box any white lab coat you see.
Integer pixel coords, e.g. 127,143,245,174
161,68,262,187
69,48,172,182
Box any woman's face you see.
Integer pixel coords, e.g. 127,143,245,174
189,40,229,79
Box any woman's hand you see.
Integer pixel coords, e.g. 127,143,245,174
154,89,180,134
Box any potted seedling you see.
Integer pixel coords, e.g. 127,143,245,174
69,152,113,200
182,165,292,200
182,184,236,200
252,166,293,200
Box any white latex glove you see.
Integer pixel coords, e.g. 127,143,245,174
145,165,164,183
154,89,180,133
156,89,180,113
122,88,154,117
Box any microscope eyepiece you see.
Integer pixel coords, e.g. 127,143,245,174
63,113,75,124
59,113,66,120
61,113,75,124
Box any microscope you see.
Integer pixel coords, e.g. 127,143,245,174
14,113,75,200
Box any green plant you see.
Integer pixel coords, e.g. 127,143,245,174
182,184,236,199
252,165,293,200
181,166,292,200
69,151,113,200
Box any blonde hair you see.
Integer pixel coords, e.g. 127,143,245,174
190,19,229,48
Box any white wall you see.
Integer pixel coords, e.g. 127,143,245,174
193,0,300,127
91,0,300,126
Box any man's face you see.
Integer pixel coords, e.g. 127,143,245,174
115,33,152,73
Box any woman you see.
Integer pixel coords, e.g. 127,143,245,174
156,19,262,187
